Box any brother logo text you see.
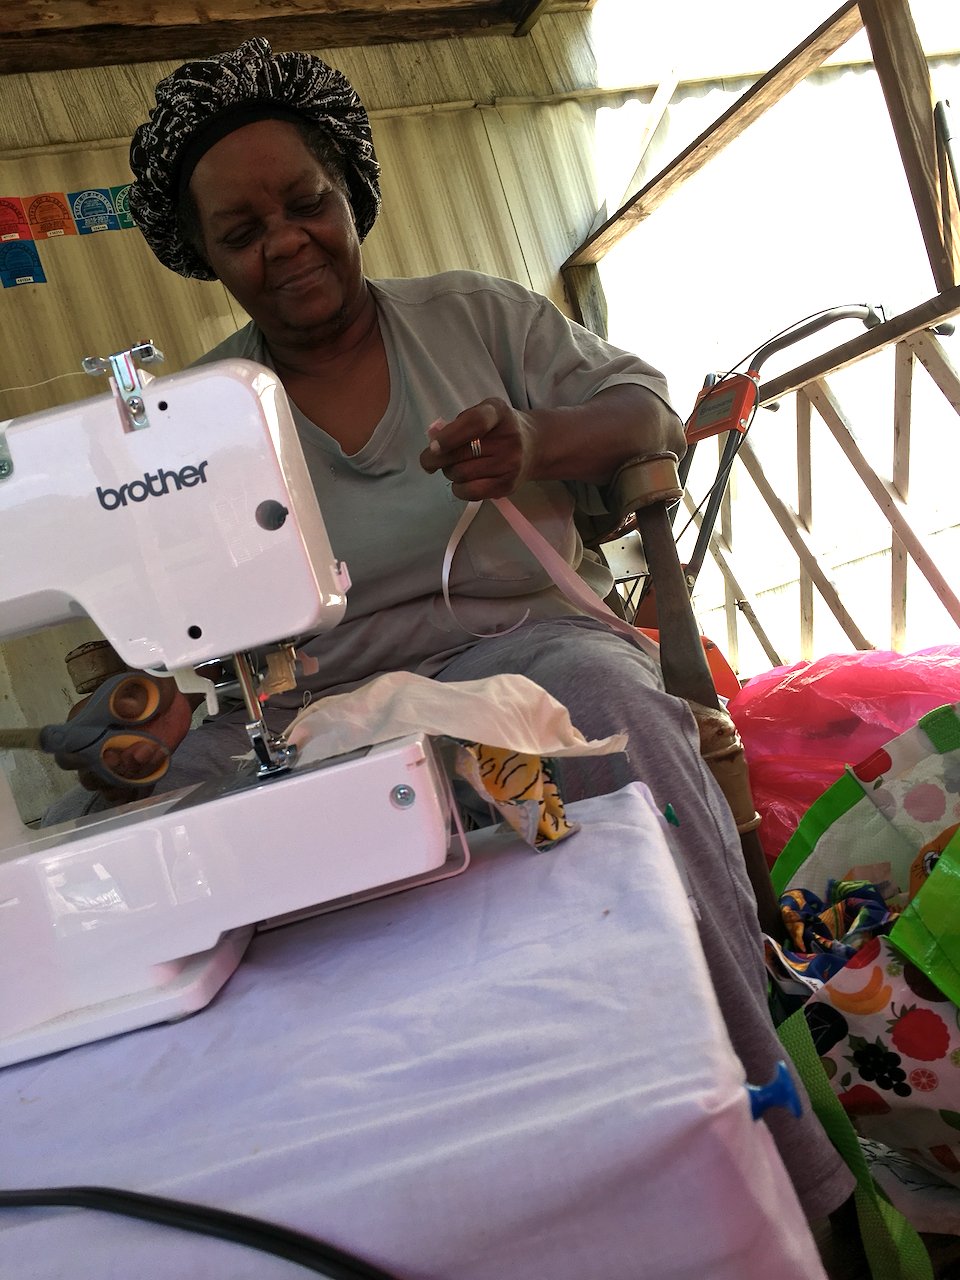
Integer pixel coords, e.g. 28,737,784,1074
97,462,210,510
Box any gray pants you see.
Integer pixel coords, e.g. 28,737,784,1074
44,617,853,1219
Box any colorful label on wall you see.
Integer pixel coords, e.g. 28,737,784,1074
26,192,78,239
0,240,46,287
0,197,31,241
109,183,136,230
67,188,121,234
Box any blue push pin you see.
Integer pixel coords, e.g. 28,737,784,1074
746,1060,802,1120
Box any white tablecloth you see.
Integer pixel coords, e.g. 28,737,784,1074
1,783,826,1279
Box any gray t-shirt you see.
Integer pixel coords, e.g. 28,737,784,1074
195,270,677,699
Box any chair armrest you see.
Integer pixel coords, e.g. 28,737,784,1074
608,452,684,521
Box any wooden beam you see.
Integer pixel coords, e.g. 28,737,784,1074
736,437,875,650
2,0,477,27
937,103,960,284
796,391,814,659
679,493,785,668
807,377,960,630
859,0,960,292
758,284,960,404
904,329,960,416
718,446,738,672
890,343,913,649
578,70,678,241
0,2,556,75
512,0,553,37
563,264,608,339
563,1,863,268
612,72,679,209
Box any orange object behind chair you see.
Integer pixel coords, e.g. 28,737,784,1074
636,628,742,702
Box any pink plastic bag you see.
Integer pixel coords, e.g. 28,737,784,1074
728,648,960,863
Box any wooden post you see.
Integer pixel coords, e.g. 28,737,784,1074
858,0,960,292
563,265,609,340
796,392,814,660
891,342,914,649
512,0,553,37
808,376,960,629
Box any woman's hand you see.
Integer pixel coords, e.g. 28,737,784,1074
419,386,685,501
419,399,540,500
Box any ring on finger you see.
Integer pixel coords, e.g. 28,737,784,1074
469,438,482,459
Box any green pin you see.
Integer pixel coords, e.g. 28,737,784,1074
664,803,680,827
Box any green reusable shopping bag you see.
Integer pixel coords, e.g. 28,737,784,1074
770,703,960,1278
772,702,960,902
889,824,960,1009
778,1008,934,1280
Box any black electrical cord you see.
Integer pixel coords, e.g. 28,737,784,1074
0,1185,403,1280
680,301,887,528
673,403,758,547
672,305,876,551
716,302,884,380
643,302,886,607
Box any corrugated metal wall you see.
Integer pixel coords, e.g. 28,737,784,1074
1,15,651,819
0,16,618,418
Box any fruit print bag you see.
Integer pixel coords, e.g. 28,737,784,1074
803,934,960,1188
772,703,960,1188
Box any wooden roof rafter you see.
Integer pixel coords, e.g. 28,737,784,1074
563,1,866,270
562,0,959,306
859,0,960,293
0,1,592,77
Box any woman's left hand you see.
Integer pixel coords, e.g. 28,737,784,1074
419,398,540,500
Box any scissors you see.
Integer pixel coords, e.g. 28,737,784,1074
0,671,174,787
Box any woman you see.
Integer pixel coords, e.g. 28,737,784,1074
57,38,853,1222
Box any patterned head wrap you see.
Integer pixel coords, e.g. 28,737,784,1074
129,38,381,280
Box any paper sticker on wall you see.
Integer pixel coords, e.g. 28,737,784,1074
109,184,136,230
0,240,46,288
0,197,31,242
26,193,78,239
68,189,121,234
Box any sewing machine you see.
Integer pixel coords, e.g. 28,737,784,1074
0,345,463,1068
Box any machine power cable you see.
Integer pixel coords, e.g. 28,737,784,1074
0,1184,403,1279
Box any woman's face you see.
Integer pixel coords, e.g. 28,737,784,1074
187,118,366,345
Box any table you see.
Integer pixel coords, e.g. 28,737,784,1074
1,783,826,1279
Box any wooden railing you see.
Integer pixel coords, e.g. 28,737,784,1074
642,287,960,672
561,0,959,676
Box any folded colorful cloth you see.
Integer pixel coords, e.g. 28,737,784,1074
776,879,902,984
456,743,575,849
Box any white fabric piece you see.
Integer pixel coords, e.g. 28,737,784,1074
860,1139,960,1236
286,670,627,764
2,785,825,1280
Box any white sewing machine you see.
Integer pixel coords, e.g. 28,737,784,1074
0,345,464,1068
